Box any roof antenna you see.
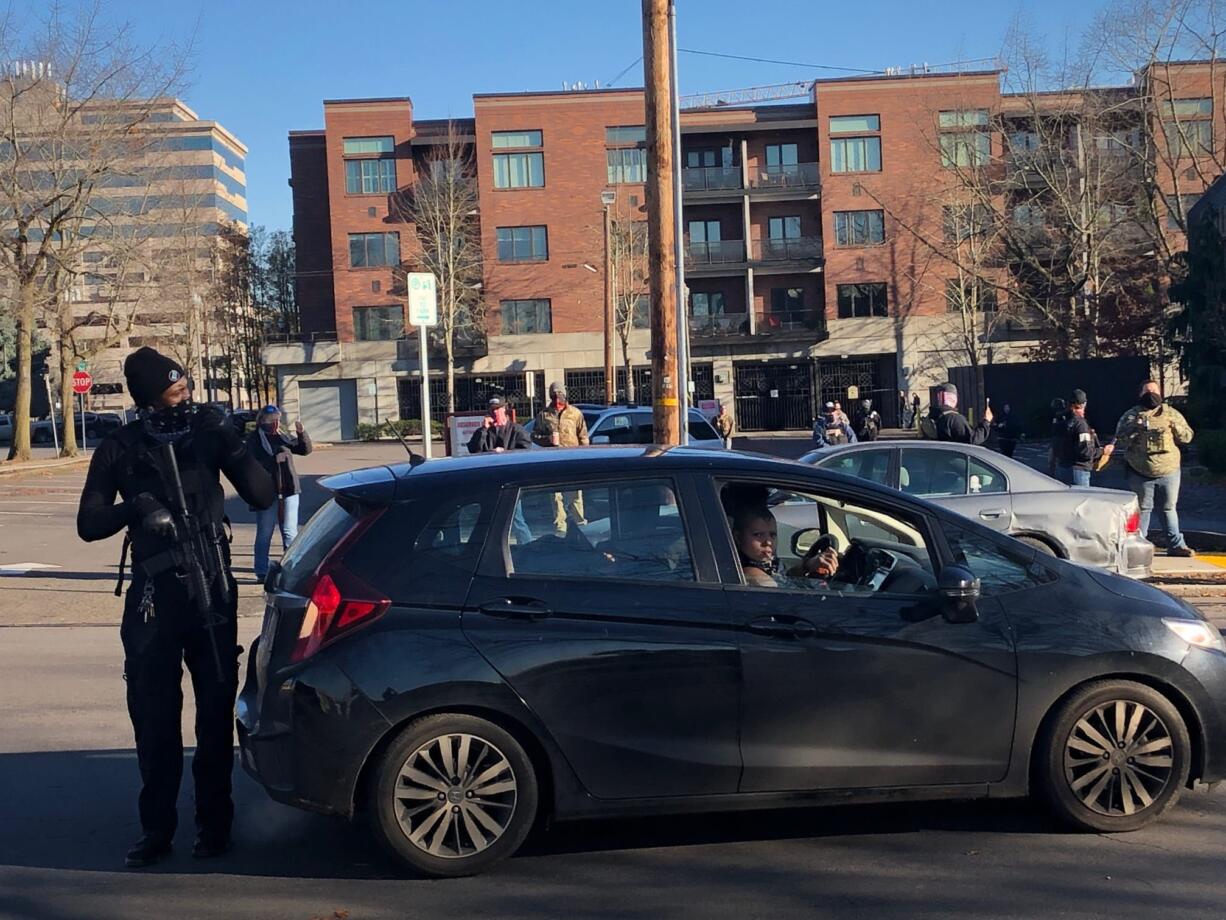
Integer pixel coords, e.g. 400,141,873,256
390,421,427,466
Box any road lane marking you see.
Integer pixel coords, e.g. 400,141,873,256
0,511,53,516
0,562,63,575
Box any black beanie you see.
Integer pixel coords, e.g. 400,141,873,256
124,347,186,407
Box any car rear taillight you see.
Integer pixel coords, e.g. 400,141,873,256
291,564,389,663
1125,510,1141,534
289,506,389,664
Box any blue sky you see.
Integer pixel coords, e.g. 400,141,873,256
112,0,1108,231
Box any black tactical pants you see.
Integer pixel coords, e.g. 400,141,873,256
120,569,239,842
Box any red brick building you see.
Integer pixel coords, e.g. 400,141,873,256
270,63,1220,439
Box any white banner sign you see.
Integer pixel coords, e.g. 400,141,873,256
407,272,438,327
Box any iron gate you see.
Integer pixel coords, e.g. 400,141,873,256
564,363,715,406
816,356,901,427
733,361,815,431
398,371,546,421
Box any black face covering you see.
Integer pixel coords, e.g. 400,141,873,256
142,399,196,444
1140,392,1163,410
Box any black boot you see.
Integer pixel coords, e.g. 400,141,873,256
192,832,232,859
125,834,173,868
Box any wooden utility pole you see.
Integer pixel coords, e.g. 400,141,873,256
603,201,616,404
642,0,681,445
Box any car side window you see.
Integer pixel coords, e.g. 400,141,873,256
968,456,1008,494
822,449,891,486
941,520,1055,594
900,448,968,497
596,413,640,445
509,479,694,582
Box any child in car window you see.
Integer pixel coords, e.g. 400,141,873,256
733,507,781,587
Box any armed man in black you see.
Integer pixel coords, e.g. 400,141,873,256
76,348,275,868
933,382,993,445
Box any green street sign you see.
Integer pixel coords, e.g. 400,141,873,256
76,360,87,371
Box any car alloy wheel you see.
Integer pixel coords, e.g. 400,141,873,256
393,732,518,859
1063,699,1174,817
1038,679,1190,832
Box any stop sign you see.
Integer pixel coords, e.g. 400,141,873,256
72,370,93,395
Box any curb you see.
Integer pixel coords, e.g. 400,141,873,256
1184,530,1226,553
0,456,91,478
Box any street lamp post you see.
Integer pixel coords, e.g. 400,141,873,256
602,189,617,405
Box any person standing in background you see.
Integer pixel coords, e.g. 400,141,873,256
247,405,312,582
992,402,1021,458
1057,389,1110,487
933,383,992,444
713,404,734,449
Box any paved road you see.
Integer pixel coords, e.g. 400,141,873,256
3,438,1226,918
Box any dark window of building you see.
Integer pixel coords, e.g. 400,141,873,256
770,287,804,312
945,279,998,313
942,204,993,241
691,291,726,315
939,110,991,168
1165,193,1202,229
830,136,881,173
353,305,404,341
344,158,396,194
607,147,647,184
492,130,542,148
496,226,548,262
768,216,802,239
689,219,720,242
833,210,885,246
829,115,880,133
348,232,400,268
492,131,544,189
343,137,395,155
765,143,799,172
606,125,646,144
1163,99,1214,157
500,299,552,335
836,282,888,318
626,294,650,329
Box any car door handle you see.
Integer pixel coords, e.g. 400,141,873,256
748,617,815,639
478,597,552,619
978,508,1007,520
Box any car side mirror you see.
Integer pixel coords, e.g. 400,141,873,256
791,527,822,557
591,434,610,445
937,564,980,623
265,561,282,593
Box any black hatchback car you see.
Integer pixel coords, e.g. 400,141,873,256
237,447,1226,877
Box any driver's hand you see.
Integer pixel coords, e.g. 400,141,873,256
804,548,839,579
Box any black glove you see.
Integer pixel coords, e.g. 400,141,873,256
130,492,177,540
194,404,228,430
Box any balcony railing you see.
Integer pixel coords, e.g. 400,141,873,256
396,327,488,360
683,165,742,192
263,330,338,345
748,162,820,191
754,310,826,333
688,312,749,336
686,239,746,265
750,237,823,262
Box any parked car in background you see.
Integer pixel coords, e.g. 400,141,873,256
31,412,124,444
238,447,1225,877
0,412,13,443
798,441,1152,578
522,404,725,450
230,409,258,435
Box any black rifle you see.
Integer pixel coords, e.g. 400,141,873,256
161,442,230,681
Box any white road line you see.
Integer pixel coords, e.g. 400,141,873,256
0,500,79,505
0,511,53,516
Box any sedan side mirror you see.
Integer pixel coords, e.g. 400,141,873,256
591,434,611,445
937,564,980,623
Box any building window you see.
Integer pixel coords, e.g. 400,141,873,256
770,287,804,312
607,147,647,184
833,210,885,247
830,114,880,134
946,280,998,313
1165,193,1202,229
830,135,882,173
344,158,396,194
353,305,404,341
343,136,395,155
606,125,646,145
942,205,993,242
491,131,544,189
500,299,552,335
492,130,542,148
836,282,888,318
765,143,799,179
691,291,725,315
1162,99,1213,157
348,232,399,268
939,110,991,168
768,216,802,240
627,294,650,329
687,147,732,167
496,226,548,262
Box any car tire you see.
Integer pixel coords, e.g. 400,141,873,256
368,713,539,877
1016,535,1058,556
1036,680,1191,833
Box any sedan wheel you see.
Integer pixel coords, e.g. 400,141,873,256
1038,680,1190,832
370,714,538,877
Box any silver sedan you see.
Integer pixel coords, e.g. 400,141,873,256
797,441,1153,578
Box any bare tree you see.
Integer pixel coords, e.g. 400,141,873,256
0,3,186,460
398,124,484,415
609,214,649,402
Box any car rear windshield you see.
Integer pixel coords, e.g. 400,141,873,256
279,498,360,594
687,416,719,440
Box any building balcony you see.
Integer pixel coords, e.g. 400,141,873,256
684,240,747,275
262,331,341,365
749,237,823,266
683,165,743,193
396,327,489,362
747,162,820,196
687,310,828,343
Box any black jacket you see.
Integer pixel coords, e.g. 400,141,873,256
77,412,275,565
246,427,312,499
1062,414,1104,470
468,421,531,453
935,407,991,445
